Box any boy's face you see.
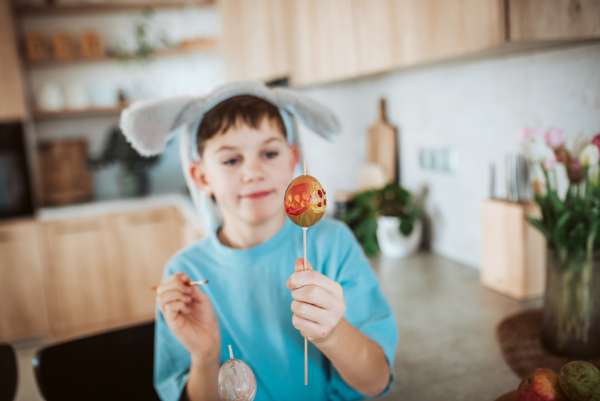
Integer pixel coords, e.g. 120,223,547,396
190,117,299,226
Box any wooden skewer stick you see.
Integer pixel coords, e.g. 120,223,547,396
228,344,234,360
303,155,308,386
303,155,306,177
150,279,209,291
303,226,308,386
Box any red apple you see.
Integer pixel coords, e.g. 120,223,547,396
516,368,568,401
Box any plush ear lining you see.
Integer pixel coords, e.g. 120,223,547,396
273,87,341,142
119,95,193,156
119,82,342,158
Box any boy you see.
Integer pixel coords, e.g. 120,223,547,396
153,93,398,401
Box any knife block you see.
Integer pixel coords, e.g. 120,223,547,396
480,200,546,300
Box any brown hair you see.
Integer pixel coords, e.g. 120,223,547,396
196,95,287,157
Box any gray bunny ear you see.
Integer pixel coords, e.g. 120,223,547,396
120,95,193,156
272,87,341,141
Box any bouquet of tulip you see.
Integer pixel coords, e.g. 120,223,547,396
520,128,600,357
520,128,600,254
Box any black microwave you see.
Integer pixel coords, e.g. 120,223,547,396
0,122,34,220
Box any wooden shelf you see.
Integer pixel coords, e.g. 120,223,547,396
24,40,219,68
32,106,125,121
14,0,215,17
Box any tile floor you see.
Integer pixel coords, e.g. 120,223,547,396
11,252,541,401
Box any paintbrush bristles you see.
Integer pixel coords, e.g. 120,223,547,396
150,279,209,291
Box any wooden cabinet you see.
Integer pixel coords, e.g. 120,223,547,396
287,0,358,86
219,0,290,82
508,0,600,41
0,220,49,341
0,206,200,342
40,216,124,338
223,0,506,86
0,0,27,121
355,0,506,72
391,0,506,66
109,208,181,321
220,0,506,86
353,0,397,76
221,0,598,87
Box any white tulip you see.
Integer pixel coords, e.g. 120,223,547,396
531,163,547,196
589,165,599,187
552,163,569,201
522,135,555,165
579,144,600,167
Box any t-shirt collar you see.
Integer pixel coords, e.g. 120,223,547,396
208,217,296,261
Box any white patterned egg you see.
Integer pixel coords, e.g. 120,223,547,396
217,359,257,401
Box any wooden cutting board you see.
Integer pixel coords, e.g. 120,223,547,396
367,98,397,184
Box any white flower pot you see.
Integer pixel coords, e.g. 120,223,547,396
376,216,422,258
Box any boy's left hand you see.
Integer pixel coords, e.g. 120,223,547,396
286,257,346,344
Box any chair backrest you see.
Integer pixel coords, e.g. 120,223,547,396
33,321,160,401
0,343,17,401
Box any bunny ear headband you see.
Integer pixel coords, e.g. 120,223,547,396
119,81,341,234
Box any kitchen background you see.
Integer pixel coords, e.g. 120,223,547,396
10,1,600,267
1,1,600,400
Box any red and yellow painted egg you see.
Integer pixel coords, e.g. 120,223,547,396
284,175,327,227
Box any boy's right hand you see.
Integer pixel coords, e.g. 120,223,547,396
156,272,221,363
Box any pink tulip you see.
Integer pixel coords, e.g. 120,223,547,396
593,133,600,151
568,162,582,183
544,128,566,149
518,127,543,144
543,151,557,170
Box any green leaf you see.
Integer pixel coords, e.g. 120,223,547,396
525,216,551,242
567,222,587,252
399,220,413,236
554,211,573,247
340,182,422,256
587,218,599,252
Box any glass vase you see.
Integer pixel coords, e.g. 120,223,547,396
542,249,600,357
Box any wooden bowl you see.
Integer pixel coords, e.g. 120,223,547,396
494,390,517,401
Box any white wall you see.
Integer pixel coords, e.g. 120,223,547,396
300,43,600,269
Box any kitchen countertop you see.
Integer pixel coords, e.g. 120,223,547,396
12,252,542,401
36,193,202,231
372,253,542,401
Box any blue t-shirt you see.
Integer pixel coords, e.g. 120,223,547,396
154,217,398,401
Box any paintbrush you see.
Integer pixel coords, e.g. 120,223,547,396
150,280,209,291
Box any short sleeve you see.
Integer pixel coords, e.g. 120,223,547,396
323,224,398,400
154,259,193,401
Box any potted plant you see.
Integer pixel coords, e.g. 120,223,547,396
87,126,160,198
520,128,600,357
341,183,421,258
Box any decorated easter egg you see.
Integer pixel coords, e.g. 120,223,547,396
284,175,327,227
217,358,257,401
